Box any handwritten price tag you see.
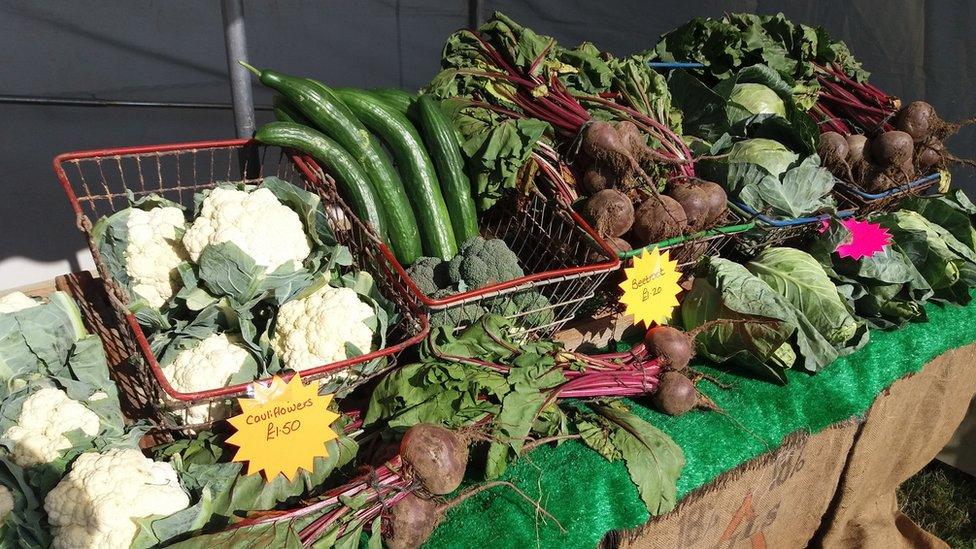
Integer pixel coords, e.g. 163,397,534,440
618,247,682,327
226,374,340,481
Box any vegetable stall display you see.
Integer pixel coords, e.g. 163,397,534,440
4,8,976,549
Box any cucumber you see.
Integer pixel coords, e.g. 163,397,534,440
272,95,311,125
334,88,459,260
370,88,416,117
255,122,387,240
243,64,422,265
416,95,480,242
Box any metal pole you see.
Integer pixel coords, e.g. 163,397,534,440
221,0,255,138
468,0,482,29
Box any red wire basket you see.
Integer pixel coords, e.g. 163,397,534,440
297,156,621,339
53,139,428,429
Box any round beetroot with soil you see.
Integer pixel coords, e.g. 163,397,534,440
870,131,915,168
632,195,688,245
644,326,694,371
651,371,698,416
581,189,635,238
385,493,441,549
399,423,469,495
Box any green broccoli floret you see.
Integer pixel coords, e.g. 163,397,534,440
405,256,449,296
446,236,525,290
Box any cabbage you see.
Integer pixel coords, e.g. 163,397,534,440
728,83,787,124
746,247,868,352
681,257,841,383
727,138,798,178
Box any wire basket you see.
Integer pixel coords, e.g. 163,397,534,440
53,139,428,430
730,201,857,257
836,172,942,214
299,155,621,338
618,211,755,271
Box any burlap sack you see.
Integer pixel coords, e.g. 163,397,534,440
612,421,858,549
811,344,976,549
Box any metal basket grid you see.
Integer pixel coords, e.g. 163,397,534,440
836,172,941,214
299,152,622,339
729,201,857,257
53,139,428,429
619,210,755,272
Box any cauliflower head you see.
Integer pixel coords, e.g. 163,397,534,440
3,387,100,468
123,206,188,308
272,285,374,371
160,333,252,425
44,448,189,549
182,187,311,271
0,292,39,314
0,485,12,523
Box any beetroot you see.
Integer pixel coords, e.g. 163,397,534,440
606,236,632,254
581,189,635,238
895,100,975,143
818,132,849,165
870,131,915,168
582,121,635,174
632,195,688,244
895,100,937,142
915,138,944,171
399,424,469,495
644,326,694,371
651,372,698,416
846,134,869,164
666,181,714,231
699,181,729,225
386,494,440,549
581,166,613,194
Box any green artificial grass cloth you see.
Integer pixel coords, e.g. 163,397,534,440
424,295,976,549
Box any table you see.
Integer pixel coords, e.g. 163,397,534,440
427,294,976,549
20,274,976,548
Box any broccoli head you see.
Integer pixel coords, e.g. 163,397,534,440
405,256,450,296
446,236,525,290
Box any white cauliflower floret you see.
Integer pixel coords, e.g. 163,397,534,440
0,292,39,313
182,187,311,271
44,448,189,549
160,333,252,425
272,285,375,371
3,387,100,468
123,206,188,308
0,485,13,523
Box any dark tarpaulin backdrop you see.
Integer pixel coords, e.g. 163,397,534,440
1,0,973,288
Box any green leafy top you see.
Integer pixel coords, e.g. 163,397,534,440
651,12,869,99
365,315,684,516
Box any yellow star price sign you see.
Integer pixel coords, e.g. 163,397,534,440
618,247,682,327
226,373,340,481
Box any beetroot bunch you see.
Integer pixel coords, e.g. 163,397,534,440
819,100,972,193
578,121,729,252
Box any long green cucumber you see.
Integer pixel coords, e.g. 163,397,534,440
416,95,479,242
370,88,416,117
272,95,312,125
255,122,387,240
242,63,421,265
334,88,458,260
